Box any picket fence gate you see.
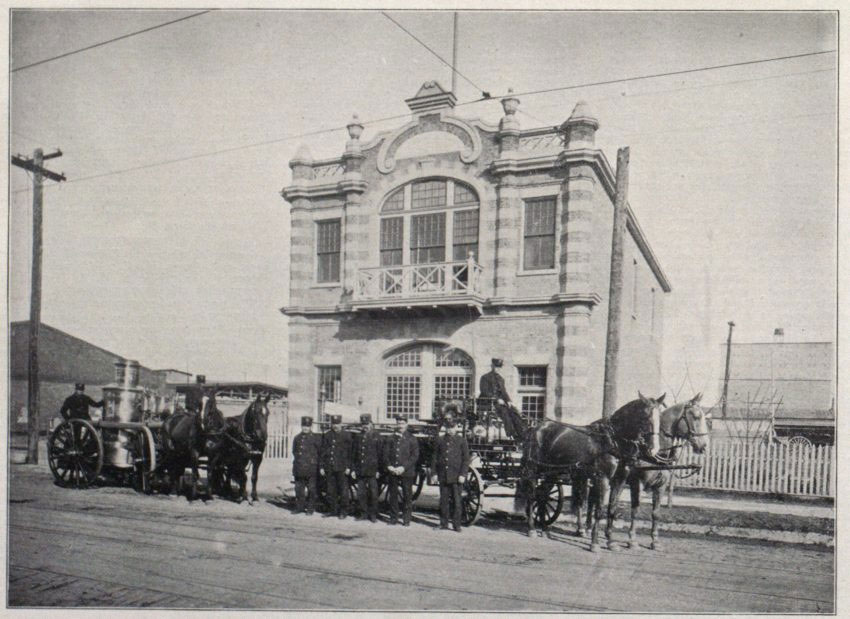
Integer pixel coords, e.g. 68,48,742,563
676,441,834,498
264,427,290,459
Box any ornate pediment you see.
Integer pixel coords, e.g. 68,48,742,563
377,114,482,174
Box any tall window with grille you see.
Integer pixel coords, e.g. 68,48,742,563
523,197,556,270
379,178,479,268
385,344,473,421
316,219,341,283
517,366,547,422
317,366,341,422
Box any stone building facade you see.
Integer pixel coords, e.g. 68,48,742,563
281,82,670,425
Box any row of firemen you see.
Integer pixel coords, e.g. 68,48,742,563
292,413,471,532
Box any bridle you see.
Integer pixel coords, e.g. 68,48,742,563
663,403,710,444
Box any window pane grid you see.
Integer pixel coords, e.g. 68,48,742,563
387,349,422,368
453,182,478,206
434,375,471,400
411,180,447,209
383,188,404,212
411,212,446,264
524,199,556,270
519,366,547,387
317,220,341,282
521,395,546,422
380,217,404,266
436,349,472,367
318,366,341,422
386,376,421,420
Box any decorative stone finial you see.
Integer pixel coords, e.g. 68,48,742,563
501,88,520,116
560,100,600,150
347,114,364,141
289,143,314,180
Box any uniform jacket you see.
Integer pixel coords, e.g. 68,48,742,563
431,433,472,484
384,430,419,478
60,393,104,420
479,371,511,403
292,432,321,478
352,429,382,477
321,429,352,473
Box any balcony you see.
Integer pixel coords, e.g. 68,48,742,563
352,259,485,313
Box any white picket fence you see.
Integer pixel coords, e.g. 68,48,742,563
264,428,290,459
676,441,835,497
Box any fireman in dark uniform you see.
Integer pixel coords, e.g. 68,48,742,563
479,358,525,440
60,383,105,422
321,414,352,519
292,416,321,515
384,416,419,526
60,383,105,446
351,413,381,522
430,419,472,532
183,375,206,414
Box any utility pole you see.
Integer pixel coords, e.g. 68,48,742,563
721,320,735,419
602,147,629,417
12,148,66,464
451,12,459,94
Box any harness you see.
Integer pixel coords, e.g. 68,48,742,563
646,403,705,477
524,418,653,474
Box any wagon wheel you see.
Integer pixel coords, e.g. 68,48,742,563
461,467,483,526
411,468,427,501
533,481,564,528
787,435,812,447
131,428,157,495
48,419,103,489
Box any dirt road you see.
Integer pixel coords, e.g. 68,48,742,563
8,465,834,611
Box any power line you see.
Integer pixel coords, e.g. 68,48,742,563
380,11,489,98
454,49,836,107
11,48,835,194
11,10,213,73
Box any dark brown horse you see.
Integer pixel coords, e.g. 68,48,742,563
158,392,210,500
608,393,710,550
515,393,664,552
210,394,270,505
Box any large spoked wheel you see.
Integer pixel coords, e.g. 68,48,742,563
461,467,483,526
48,419,103,489
533,481,564,528
411,468,427,501
131,428,156,495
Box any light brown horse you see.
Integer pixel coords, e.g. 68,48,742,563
607,393,710,550
515,393,664,552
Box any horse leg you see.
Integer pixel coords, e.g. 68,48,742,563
605,465,627,551
250,456,261,504
572,476,585,537
627,477,640,549
526,479,537,538
589,475,603,552
189,450,201,502
237,462,249,504
650,486,662,551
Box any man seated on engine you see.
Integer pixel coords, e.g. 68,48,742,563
478,358,526,441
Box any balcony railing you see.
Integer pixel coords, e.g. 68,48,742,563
355,259,484,301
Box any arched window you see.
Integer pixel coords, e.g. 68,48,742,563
384,344,474,420
379,178,479,267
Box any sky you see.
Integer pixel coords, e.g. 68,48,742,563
8,9,837,403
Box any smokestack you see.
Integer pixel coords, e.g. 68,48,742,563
773,328,784,343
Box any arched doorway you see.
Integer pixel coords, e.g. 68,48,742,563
384,343,474,420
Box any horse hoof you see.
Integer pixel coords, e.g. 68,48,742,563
576,529,586,538
651,541,661,551
590,543,599,553
626,541,636,550
527,530,537,538
608,542,622,552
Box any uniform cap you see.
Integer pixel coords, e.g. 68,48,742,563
75,383,85,391
491,358,503,367
301,416,313,427
330,414,343,424
395,415,408,424
360,413,372,424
